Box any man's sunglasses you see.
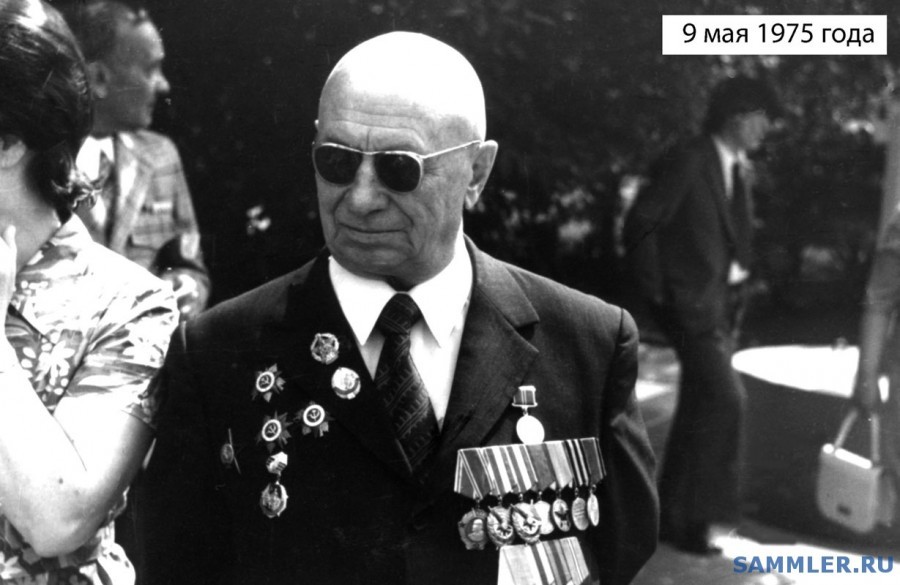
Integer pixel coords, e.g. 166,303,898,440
312,140,482,193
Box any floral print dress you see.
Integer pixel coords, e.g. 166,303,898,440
0,216,178,585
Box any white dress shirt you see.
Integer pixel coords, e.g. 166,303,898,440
329,229,473,428
712,135,751,285
76,135,115,181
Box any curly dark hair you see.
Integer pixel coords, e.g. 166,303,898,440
0,0,94,217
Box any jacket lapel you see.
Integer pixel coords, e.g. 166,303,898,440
260,253,411,481
434,242,539,477
109,134,153,253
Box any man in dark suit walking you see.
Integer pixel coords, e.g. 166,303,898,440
140,31,657,585
625,76,780,555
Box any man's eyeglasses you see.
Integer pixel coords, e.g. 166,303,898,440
312,140,482,193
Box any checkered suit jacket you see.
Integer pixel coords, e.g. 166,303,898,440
77,130,210,303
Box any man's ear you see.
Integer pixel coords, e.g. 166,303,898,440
464,140,498,210
0,135,27,169
86,61,111,99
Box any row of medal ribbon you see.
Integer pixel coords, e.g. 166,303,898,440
454,438,606,550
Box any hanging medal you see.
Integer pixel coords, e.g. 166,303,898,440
457,508,489,550
581,438,605,527
454,449,493,550
512,385,545,445
545,441,574,532
486,506,515,548
260,451,289,518
565,439,590,531
526,443,556,536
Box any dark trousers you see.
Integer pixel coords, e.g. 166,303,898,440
653,292,747,531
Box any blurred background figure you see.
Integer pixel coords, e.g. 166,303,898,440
624,75,781,555
0,1,178,583
63,0,209,321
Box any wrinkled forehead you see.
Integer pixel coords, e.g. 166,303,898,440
319,32,486,139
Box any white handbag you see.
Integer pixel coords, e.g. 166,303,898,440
816,409,896,533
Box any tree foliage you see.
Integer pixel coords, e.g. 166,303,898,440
57,0,900,309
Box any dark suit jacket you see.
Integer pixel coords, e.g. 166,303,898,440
77,130,210,298
624,136,752,333
139,241,658,585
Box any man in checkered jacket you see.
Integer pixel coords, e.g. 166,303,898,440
65,0,209,320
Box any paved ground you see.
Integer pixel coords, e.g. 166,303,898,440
630,343,899,585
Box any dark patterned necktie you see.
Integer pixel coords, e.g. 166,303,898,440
375,294,440,476
95,150,117,243
730,162,752,265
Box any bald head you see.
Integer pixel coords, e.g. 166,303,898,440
320,32,487,141
313,32,499,288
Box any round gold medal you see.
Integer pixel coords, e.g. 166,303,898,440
486,506,515,548
511,502,542,544
551,498,571,532
331,367,361,399
457,509,489,550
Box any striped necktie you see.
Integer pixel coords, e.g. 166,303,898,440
375,294,440,477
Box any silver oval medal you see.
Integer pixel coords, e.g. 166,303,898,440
534,500,554,535
587,492,600,527
515,413,545,444
571,496,589,531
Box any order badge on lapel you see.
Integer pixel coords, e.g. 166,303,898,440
331,367,361,400
260,480,289,518
253,364,285,402
219,428,241,473
257,412,292,453
297,402,333,437
310,333,340,365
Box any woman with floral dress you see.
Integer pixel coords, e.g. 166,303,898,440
0,1,178,583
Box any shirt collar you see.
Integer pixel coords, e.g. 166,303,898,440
76,135,116,181
712,135,748,169
329,229,473,348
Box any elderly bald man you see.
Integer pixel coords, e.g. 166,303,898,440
140,32,658,585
